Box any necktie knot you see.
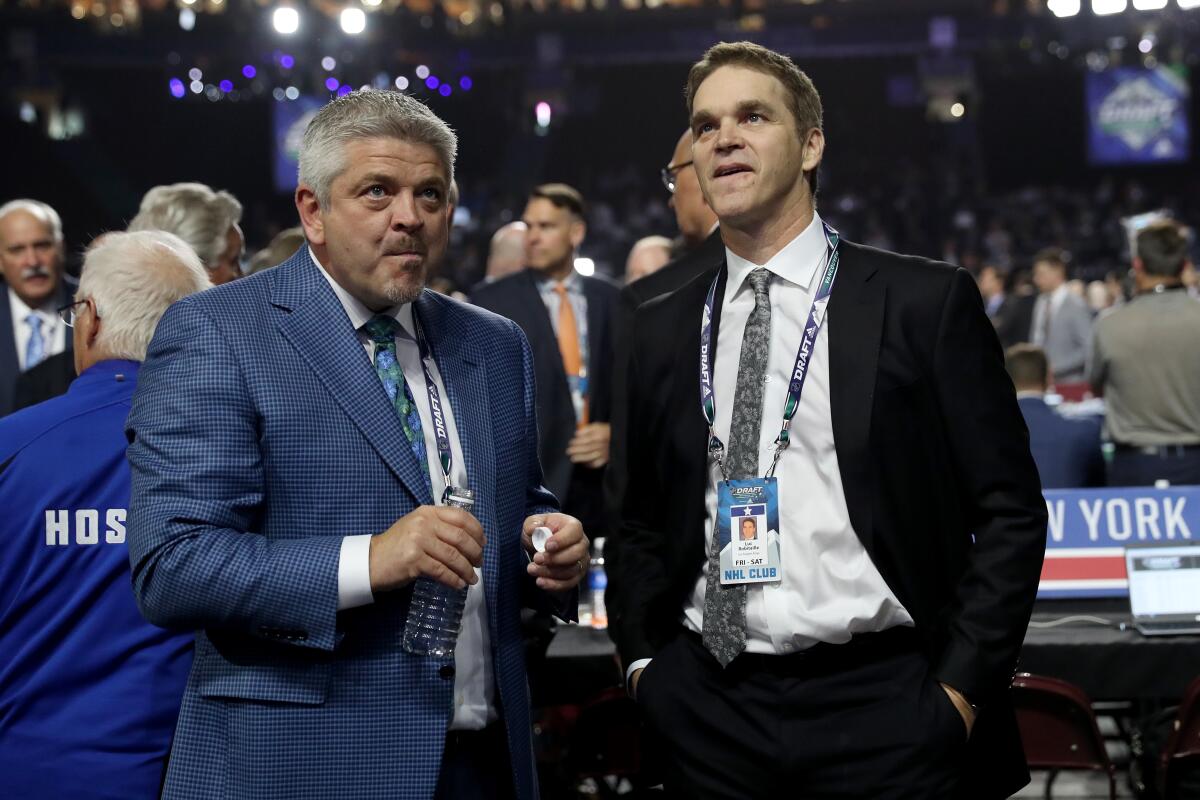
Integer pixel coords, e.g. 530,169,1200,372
553,281,569,298
26,313,43,334
361,314,400,345
746,267,772,300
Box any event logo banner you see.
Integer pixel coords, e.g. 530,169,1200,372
1038,487,1198,598
272,96,325,194
1087,66,1190,166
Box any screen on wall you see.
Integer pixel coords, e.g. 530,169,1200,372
1087,66,1190,167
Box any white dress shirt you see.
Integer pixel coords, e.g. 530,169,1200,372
313,250,496,730
9,287,66,370
685,214,913,654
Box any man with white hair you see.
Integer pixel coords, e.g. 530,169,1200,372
0,230,210,799
128,181,246,285
126,89,588,800
624,235,673,284
0,199,74,415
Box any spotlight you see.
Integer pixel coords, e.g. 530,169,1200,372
950,102,965,118
535,101,552,128
321,56,336,71
1092,0,1127,14
573,257,595,277
169,78,186,98
1132,0,1167,8
340,8,366,34
416,65,430,79
1047,0,1081,15
179,7,196,29
273,7,300,34
395,76,410,90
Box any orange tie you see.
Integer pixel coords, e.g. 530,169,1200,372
554,282,588,425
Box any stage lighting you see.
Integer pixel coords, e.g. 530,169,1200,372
1132,0,1167,8
179,7,196,29
1047,0,1080,16
341,8,366,34
395,76,410,90
416,65,430,79
1179,0,1200,8
273,7,300,34
574,258,595,277
1092,0,1127,14
536,101,552,128
950,102,966,118
321,56,337,71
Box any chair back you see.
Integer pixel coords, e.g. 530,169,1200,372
1012,672,1113,773
1160,676,1200,797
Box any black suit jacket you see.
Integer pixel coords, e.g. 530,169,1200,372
0,280,76,416
470,269,619,508
13,351,76,412
611,241,1047,798
604,231,725,602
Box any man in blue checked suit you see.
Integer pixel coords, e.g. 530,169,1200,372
126,89,589,800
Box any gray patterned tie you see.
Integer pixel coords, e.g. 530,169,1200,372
703,267,772,667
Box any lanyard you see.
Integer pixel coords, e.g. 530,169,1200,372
700,221,841,480
409,307,455,497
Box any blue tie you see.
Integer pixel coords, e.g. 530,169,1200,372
24,313,45,370
361,315,431,492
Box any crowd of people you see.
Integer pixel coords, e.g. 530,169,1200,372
0,37,1196,800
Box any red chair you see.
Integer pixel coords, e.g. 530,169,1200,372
1159,676,1200,798
1011,672,1117,800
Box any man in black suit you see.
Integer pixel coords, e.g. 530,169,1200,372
471,184,618,536
610,42,1046,799
0,200,75,416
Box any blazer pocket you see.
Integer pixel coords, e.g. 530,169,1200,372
193,629,331,706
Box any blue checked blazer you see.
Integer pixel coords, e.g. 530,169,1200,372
126,249,564,800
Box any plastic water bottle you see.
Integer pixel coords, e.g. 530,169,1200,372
589,537,608,630
402,488,474,657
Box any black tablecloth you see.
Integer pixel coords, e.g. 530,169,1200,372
543,612,1200,704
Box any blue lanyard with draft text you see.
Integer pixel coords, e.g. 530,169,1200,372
699,221,842,481
410,308,464,506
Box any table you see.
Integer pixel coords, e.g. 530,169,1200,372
543,612,1200,704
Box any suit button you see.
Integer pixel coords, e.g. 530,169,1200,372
439,665,456,680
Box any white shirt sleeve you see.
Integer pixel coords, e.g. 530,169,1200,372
337,534,376,611
625,657,652,697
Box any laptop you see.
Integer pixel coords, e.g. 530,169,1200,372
1125,543,1200,636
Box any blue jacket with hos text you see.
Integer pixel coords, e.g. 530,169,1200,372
0,360,192,800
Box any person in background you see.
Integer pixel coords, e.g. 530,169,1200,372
624,235,673,284
0,230,210,799
482,221,528,284
1005,344,1103,489
1090,219,1200,487
0,199,74,415
471,184,619,541
128,182,245,286
247,227,306,275
1028,247,1092,384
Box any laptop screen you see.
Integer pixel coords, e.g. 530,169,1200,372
1125,544,1200,620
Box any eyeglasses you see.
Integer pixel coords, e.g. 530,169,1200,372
57,298,93,328
660,160,694,194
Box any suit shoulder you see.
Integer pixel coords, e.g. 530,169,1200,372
0,391,129,466
845,241,958,283
469,271,529,304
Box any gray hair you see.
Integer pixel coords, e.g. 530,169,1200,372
298,89,457,208
128,182,243,270
78,230,212,361
0,199,63,244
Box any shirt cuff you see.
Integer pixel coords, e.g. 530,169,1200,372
337,534,375,611
625,658,652,698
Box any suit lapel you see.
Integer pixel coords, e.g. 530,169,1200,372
827,242,885,555
271,251,433,506
0,286,18,388
583,277,605,408
683,262,727,551
413,292,501,627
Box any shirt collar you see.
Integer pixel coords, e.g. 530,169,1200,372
309,247,415,340
535,268,581,294
723,212,827,305
8,285,59,322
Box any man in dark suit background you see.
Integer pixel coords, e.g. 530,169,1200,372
0,199,74,415
605,128,723,609
471,184,619,537
610,42,1046,799
1006,344,1104,489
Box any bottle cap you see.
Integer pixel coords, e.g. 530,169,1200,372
531,526,552,553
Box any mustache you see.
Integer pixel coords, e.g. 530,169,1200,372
21,266,50,281
383,237,427,257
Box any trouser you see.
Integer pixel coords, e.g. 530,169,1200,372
434,721,516,800
1109,445,1200,487
635,628,967,799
